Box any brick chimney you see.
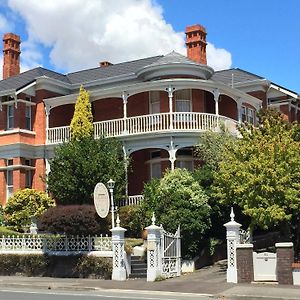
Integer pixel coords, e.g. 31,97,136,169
185,24,207,64
99,61,113,68
3,33,21,79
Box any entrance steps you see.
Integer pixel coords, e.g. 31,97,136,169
129,256,147,279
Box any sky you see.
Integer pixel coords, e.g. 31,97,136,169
0,0,299,93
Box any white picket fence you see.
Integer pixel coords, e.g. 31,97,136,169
0,235,112,254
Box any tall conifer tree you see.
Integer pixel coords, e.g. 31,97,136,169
70,86,93,140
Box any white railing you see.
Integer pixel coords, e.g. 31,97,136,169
119,195,144,207
0,235,112,254
47,113,238,144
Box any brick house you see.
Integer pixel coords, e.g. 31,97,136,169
0,24,299,205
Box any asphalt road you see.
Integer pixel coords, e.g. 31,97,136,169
0,288,213,300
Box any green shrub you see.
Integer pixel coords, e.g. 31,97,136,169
118,205,143,237
74,256,112,279
38,205,109,235
0,226,19,236
4,189,55,232
141,168,211,259
0,204,3,225
0,254,48,276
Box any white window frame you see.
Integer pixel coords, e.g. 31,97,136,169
175,89,192,112
241,105,255,124
150,161,161,179
6,159,13,201
25,105,32,131
7,104,14,130
149,91,160,114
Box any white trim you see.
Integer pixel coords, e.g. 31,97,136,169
269,83,298,99
0,165,36,171
15,81,37,95
0,129,36,136
275,242,293,248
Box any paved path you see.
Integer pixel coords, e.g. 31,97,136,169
0,261,299,299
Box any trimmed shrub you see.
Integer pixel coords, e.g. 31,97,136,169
0,254,48,276
38,205,109,235
74,256,112,279
0,254,112,278
4,189,55,232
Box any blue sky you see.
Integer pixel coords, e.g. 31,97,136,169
0,0,299,93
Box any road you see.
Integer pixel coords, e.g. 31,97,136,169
0,287,214,300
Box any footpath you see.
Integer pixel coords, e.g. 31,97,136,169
0,261,299,299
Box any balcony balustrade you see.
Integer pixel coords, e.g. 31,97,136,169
47,112,238,144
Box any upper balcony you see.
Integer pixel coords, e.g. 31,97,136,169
47,112,238,144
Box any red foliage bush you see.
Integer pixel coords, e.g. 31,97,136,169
38,205,110,236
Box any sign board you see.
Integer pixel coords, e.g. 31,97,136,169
94,182,110,218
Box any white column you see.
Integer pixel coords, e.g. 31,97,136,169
236,98,242,124
45,105,50,144
168,137,177,171
224,207,241,283
122,92,128,133
111,215,127,281
122,145,129,198
213,89,220,116
146,213,162,282
167,86,174,130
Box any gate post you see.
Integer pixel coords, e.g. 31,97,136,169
224,207,241,283
276,242,294,285
146,213,162,282
111,215,127,281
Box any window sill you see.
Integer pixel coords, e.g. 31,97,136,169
0,129,36,136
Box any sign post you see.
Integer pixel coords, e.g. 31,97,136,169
94,183,110,219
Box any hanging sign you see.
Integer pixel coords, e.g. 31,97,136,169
93,182,110,218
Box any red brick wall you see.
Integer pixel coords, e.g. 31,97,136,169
192,90,205,112
128,92,149,117
49,104,74,127
280,104,290,121
276,244,294,285
219,95,237,120
205,92,215,114
128,150,149,195
160,92,169,113
0,159,6,205
33,158,46,192
93,98,122,122
236,245,254,283
248,91,267,108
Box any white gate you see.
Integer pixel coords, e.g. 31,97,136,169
253,252,277,281
160,225,181,278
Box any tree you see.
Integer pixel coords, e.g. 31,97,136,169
70,86,94,140
140,168,211,258
4,189,55,232
213,110,300,239
47,136,126,205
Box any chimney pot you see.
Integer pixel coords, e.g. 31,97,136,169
3,32,21,79
99,61,113,68
185,24,207,65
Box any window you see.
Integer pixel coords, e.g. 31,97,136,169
6,159,13,200
149,151,161,179
176,149,194,171
25,159,33,188
25,106,31,130
149,91,160,114
150,162,161,179
241,106,255,124
175,89,191,112
7,105,14,129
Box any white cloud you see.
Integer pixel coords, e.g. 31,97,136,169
207,42,232,71
7,0,232,73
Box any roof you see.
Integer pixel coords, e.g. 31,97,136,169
0,67,70,92
211,68,264,85
146,51,199,67
0,56,163,93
